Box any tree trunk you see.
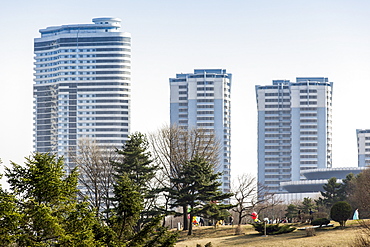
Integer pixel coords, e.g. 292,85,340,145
238,211,243,225
188,212,193,235
183,205,188,230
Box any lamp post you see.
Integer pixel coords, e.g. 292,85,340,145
262,218,269,237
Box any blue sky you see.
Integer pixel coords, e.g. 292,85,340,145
1,0,370,182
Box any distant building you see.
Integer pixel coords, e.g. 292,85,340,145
280,167,366,201
255,77,333,193
33,17,131,169
356,129,370,167
169,69,232,193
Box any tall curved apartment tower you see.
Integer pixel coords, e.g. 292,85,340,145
33,18,131,168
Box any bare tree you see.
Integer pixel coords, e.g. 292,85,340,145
70,138,117,220
254,189,283,221
232,173,258,225
348,168,370,218
148,124,221,230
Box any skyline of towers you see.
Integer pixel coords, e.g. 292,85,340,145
32,18,367,199
33,17,131,168
169,69,232,193
255,77,333,193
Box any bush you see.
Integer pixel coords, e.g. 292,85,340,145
330,201,352,228
306,227,316,237
350,220,370,247
313,211,328,220
234,225,242,235
252,223,296,235
311,218,330,227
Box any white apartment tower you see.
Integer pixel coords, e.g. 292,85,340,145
255,78,333,193
33,18,131,167
170,69,232,193
356,129,370,167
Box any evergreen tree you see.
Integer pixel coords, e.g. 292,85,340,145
149,125,222,230
169,156,232,235
1,150,177,246
113,132,157,194
285,204,298,219
110,173,143,242
299,197,316,214
4,152,101,246
338,173,355,201
330,201,352,228
0,186,20,245
109,133,178,246
112,132,159,228
316,177,342,208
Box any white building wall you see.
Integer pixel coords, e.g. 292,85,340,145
33,17,131,169
170,69,232,193
357,129,370,167
256,78,333,194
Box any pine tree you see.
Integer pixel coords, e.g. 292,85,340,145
111,173,143,242
112,132,159,228
110,133,178,246
113,132,157,194
317,177,342,208
4,152,101,246
169,156,232,235
285,204,298,219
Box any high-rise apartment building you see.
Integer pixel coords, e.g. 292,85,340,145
33,17,131,167
169,69,232,193
356,129,370,167
255,77,333,193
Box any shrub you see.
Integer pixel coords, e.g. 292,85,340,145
205,242,213,247
330,201,352,228
306,227,316,237
311,218,330,227
252,223,296,235
234,225,242,235
350,220,370,247
313,211,328,220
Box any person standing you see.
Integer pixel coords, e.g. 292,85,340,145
353,209,359,220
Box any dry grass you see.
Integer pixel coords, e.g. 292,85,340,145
175,220,364,247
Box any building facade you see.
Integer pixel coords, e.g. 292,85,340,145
356,129,370,167
33,17,131,168
169,69,232,193
255,77,333,193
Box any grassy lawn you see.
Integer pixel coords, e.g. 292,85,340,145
175,220,364,247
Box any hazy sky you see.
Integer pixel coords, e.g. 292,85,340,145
1,0,370,182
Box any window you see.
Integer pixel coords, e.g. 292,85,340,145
300,143,317,147
197,99,214,103
300,89,317,93
197,123,214,126
197,93,214,97
197,87,214,91
197,111,214,114
300,101,317,105
197,117,214,120
197,105,213,108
